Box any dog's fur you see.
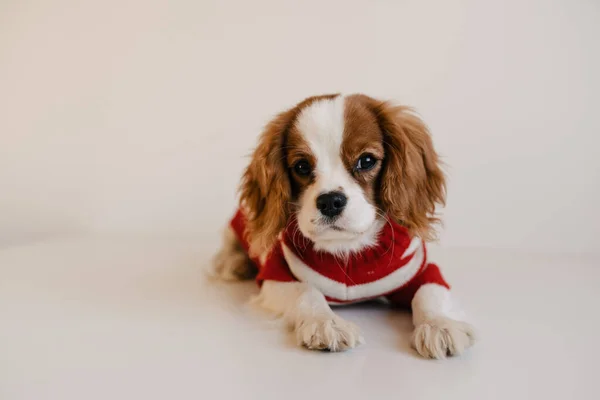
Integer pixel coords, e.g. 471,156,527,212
213,94,476,357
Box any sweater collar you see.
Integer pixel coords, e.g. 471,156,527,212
282,217,414,265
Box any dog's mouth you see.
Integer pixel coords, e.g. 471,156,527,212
304,213,377,241
310,218,347,231
308,223,364,237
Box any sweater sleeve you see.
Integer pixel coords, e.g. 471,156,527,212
386,263,450,309
256,241,297,285
229,209,297,286
229,209,251,254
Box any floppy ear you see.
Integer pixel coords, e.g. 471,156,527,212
239,109,295,257
373,102,446,241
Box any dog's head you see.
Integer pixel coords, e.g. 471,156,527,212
240,94,445,257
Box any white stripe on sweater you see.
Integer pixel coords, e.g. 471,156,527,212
282,237,424,302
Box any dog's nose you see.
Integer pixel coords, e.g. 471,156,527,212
316,191,347,218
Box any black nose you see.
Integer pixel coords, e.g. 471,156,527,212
316,191,347,218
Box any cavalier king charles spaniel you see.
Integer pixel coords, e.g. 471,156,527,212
213,94,476,358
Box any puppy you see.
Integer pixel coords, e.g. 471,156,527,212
213,94,476,358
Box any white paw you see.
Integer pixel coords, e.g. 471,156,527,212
295,315,363,352
412,317,477,359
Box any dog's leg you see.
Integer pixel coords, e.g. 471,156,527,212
411,284,477,359
212,227,256,281
253,280,363,351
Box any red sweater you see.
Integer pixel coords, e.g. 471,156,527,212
230,210,449,307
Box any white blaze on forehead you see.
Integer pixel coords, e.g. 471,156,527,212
296,96,345,151
295,96,347,190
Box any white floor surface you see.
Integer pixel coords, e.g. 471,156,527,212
1,237,598,400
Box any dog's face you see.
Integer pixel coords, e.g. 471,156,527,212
240,94,445,257
288,96,384,253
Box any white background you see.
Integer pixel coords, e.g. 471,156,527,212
1,0,599,254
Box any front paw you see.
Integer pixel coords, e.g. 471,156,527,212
296,316,363,352
412,317,476,359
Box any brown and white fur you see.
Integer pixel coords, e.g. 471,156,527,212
213,94,476,358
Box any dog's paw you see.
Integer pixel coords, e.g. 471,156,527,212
211,229,255,281
212,249,254,281
411,317,476,359
295,315,363,352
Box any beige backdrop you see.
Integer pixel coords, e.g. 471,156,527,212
1,0,598,253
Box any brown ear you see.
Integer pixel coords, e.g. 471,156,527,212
239,109,295,257
373,102,446,241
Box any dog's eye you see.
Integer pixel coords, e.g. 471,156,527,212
355,153,377,171
293,159,312,176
